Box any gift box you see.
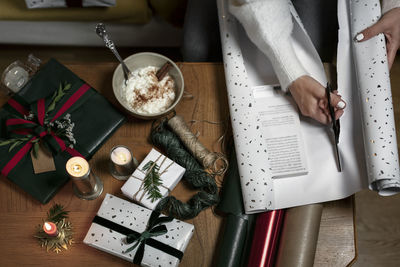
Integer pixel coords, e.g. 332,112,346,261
83,193,194,266
25,0,116,8
121,148,185,210
0,59,125,203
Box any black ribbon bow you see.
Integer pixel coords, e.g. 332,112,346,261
124,211,174,264
92,211,184,265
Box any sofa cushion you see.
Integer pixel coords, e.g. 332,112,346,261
149,0,187,27
25,0,116,8
0,0,151,24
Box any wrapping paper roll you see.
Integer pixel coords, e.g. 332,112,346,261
247,210,285,267
347,0,400,195
217,0,274,213
217,0,400,214
217,215,256,267
216,149,256,267
275,204,323,267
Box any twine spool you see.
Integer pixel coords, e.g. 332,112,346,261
151,119,219,220
167,115,229,176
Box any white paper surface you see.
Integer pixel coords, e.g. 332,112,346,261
83,194,194,267
253,85,308,178
218,0,399,212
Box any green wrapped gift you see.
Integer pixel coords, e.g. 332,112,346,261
0,59,125,203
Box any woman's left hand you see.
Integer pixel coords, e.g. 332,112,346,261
355,7,400,70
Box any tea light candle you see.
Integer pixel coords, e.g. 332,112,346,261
110,146,137,180
66,156,103,200
43,221,58,237
111,146,132,165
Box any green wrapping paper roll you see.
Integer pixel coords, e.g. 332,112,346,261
217,214,256,267
216,149,256,267
275,204,323,267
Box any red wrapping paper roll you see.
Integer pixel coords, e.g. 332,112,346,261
247,210,285,267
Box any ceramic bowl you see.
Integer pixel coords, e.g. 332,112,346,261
112,52,184,119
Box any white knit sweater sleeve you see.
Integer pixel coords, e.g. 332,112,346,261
382,0,400,14
229,0,308,91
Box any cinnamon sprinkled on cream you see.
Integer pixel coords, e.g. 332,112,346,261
123,66,175,114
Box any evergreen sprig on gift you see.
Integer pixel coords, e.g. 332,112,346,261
0,82,72,156
142,161,163,202
47,204,69,223
31,138,41,158
47,83,71,114
0,136,32,152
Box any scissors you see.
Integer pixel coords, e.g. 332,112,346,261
326,83,342,172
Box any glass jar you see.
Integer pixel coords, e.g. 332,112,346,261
1,54,41,93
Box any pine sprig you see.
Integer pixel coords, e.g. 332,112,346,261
0,82,72,156
0,136,32,152
47,83,71,114
34,219,73,253
32,142,40,158
142,161,163,203
46,204,69,223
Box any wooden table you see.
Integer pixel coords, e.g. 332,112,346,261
0,62,355,266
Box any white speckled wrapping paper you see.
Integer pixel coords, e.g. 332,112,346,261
121,148,186,210
348,0,400,195
218,0,400,213
83,194,194,267
217,0,274,213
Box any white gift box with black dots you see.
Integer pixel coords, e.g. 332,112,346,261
83,194,194,267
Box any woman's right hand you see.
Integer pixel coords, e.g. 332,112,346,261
289,76,346,125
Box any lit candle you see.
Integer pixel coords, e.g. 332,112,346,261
66,156,90,178
43,221,58,237
66,157,103,200
110,146,136,180
111,146,132,165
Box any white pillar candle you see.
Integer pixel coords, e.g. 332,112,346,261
66,156,103,200
66,156,89,178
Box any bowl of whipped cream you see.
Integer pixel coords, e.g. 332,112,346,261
112,52,184,119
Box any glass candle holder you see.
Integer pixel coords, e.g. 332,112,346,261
1,54,41,94
66,156,103,200
1,61,30,93
109,145,138,180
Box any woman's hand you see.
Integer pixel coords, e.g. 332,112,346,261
289,76,346,124
355,7,400,70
